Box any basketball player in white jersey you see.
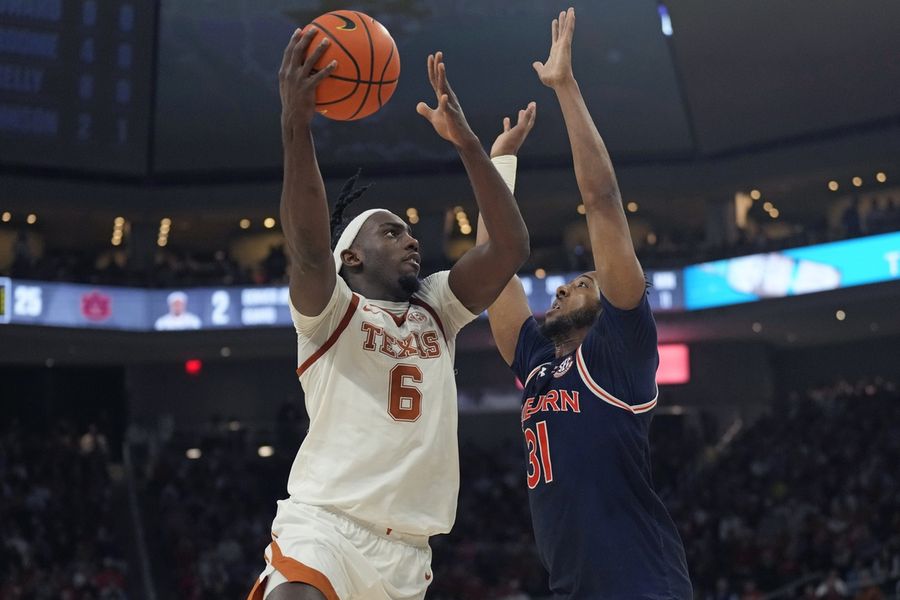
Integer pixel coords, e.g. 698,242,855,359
247,28,536,600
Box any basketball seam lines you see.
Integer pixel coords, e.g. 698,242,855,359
349,11,376,120
322,72,397,85
311,17,362,108
377,42,396,107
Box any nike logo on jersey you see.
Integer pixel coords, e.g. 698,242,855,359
361,322,442,359
521,390,581,424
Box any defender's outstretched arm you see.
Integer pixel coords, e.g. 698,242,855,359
417,52,531,314
534,8,645,309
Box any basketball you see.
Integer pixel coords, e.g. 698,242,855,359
303,10,400,121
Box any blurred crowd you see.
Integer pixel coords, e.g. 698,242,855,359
0,421,129,599
4,195,899,287
673,377,900,600
137,377,900,600
4,376,899,599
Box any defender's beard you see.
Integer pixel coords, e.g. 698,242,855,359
539,306,601,341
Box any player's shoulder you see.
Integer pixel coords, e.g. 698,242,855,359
413,271,451,299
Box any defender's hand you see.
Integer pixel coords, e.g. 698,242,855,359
416,52,479,148
532,8,576,89
279,28,337,138
490,102,537,158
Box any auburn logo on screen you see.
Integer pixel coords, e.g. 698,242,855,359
81,291,112,322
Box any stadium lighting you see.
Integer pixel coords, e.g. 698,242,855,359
576,204,586,215
627,201,639,213
258,446,275,458
239,218,251,229
158,218,171,247
828,180,839,192
26,213,37,224
263,217,276,229
852,176,863,187
657,4,673,36
752,322,762,333
112,217,125,246
750,189,761,200
534,268,547,279
1,211,10,222
186,448,202,460
876,172,887,183
835,310,846,321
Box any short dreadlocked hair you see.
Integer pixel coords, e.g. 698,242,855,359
330,169,373,250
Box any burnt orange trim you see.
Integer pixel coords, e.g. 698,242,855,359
246,540,340,600
410,298,446,340
296,293,360,377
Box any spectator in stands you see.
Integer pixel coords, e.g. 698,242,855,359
816,570,849,598
841,198,862,237
0,420,128,599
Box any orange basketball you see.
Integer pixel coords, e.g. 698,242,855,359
303,10,400,121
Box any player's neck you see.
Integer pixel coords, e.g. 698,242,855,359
552,327,591,358
347,275,409,303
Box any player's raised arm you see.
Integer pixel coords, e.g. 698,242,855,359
417,52,531,314
534,8,645,310
475,106,537,366
278,28,339,316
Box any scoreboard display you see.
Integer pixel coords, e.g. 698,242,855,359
0,271,686,331
0,0,154,173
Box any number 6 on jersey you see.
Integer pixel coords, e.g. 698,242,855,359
389,364,423,421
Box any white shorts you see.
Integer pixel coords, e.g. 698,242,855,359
247,500,433,600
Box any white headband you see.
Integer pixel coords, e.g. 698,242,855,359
332,208,389,273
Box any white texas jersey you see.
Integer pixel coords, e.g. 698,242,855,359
288,271,478,536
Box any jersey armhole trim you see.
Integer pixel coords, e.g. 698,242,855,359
296,293,360,377
410,297,446,340
575,346,658,414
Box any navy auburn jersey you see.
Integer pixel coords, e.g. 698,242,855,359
512,293,692,599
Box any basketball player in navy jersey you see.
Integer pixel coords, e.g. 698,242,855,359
477,9,692,599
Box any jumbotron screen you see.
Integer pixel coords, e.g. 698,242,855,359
0,0,154,173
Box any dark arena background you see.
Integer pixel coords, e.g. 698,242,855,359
2,1,900,599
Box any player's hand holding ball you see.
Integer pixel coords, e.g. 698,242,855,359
416,52,479,149
280,11,401,128
279,28,337,137
533,7,576,89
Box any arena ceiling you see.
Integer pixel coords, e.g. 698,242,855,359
2,0,900,260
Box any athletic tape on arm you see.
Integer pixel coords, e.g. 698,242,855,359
491,155,517,193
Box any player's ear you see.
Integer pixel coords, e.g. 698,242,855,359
341,248,362,269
